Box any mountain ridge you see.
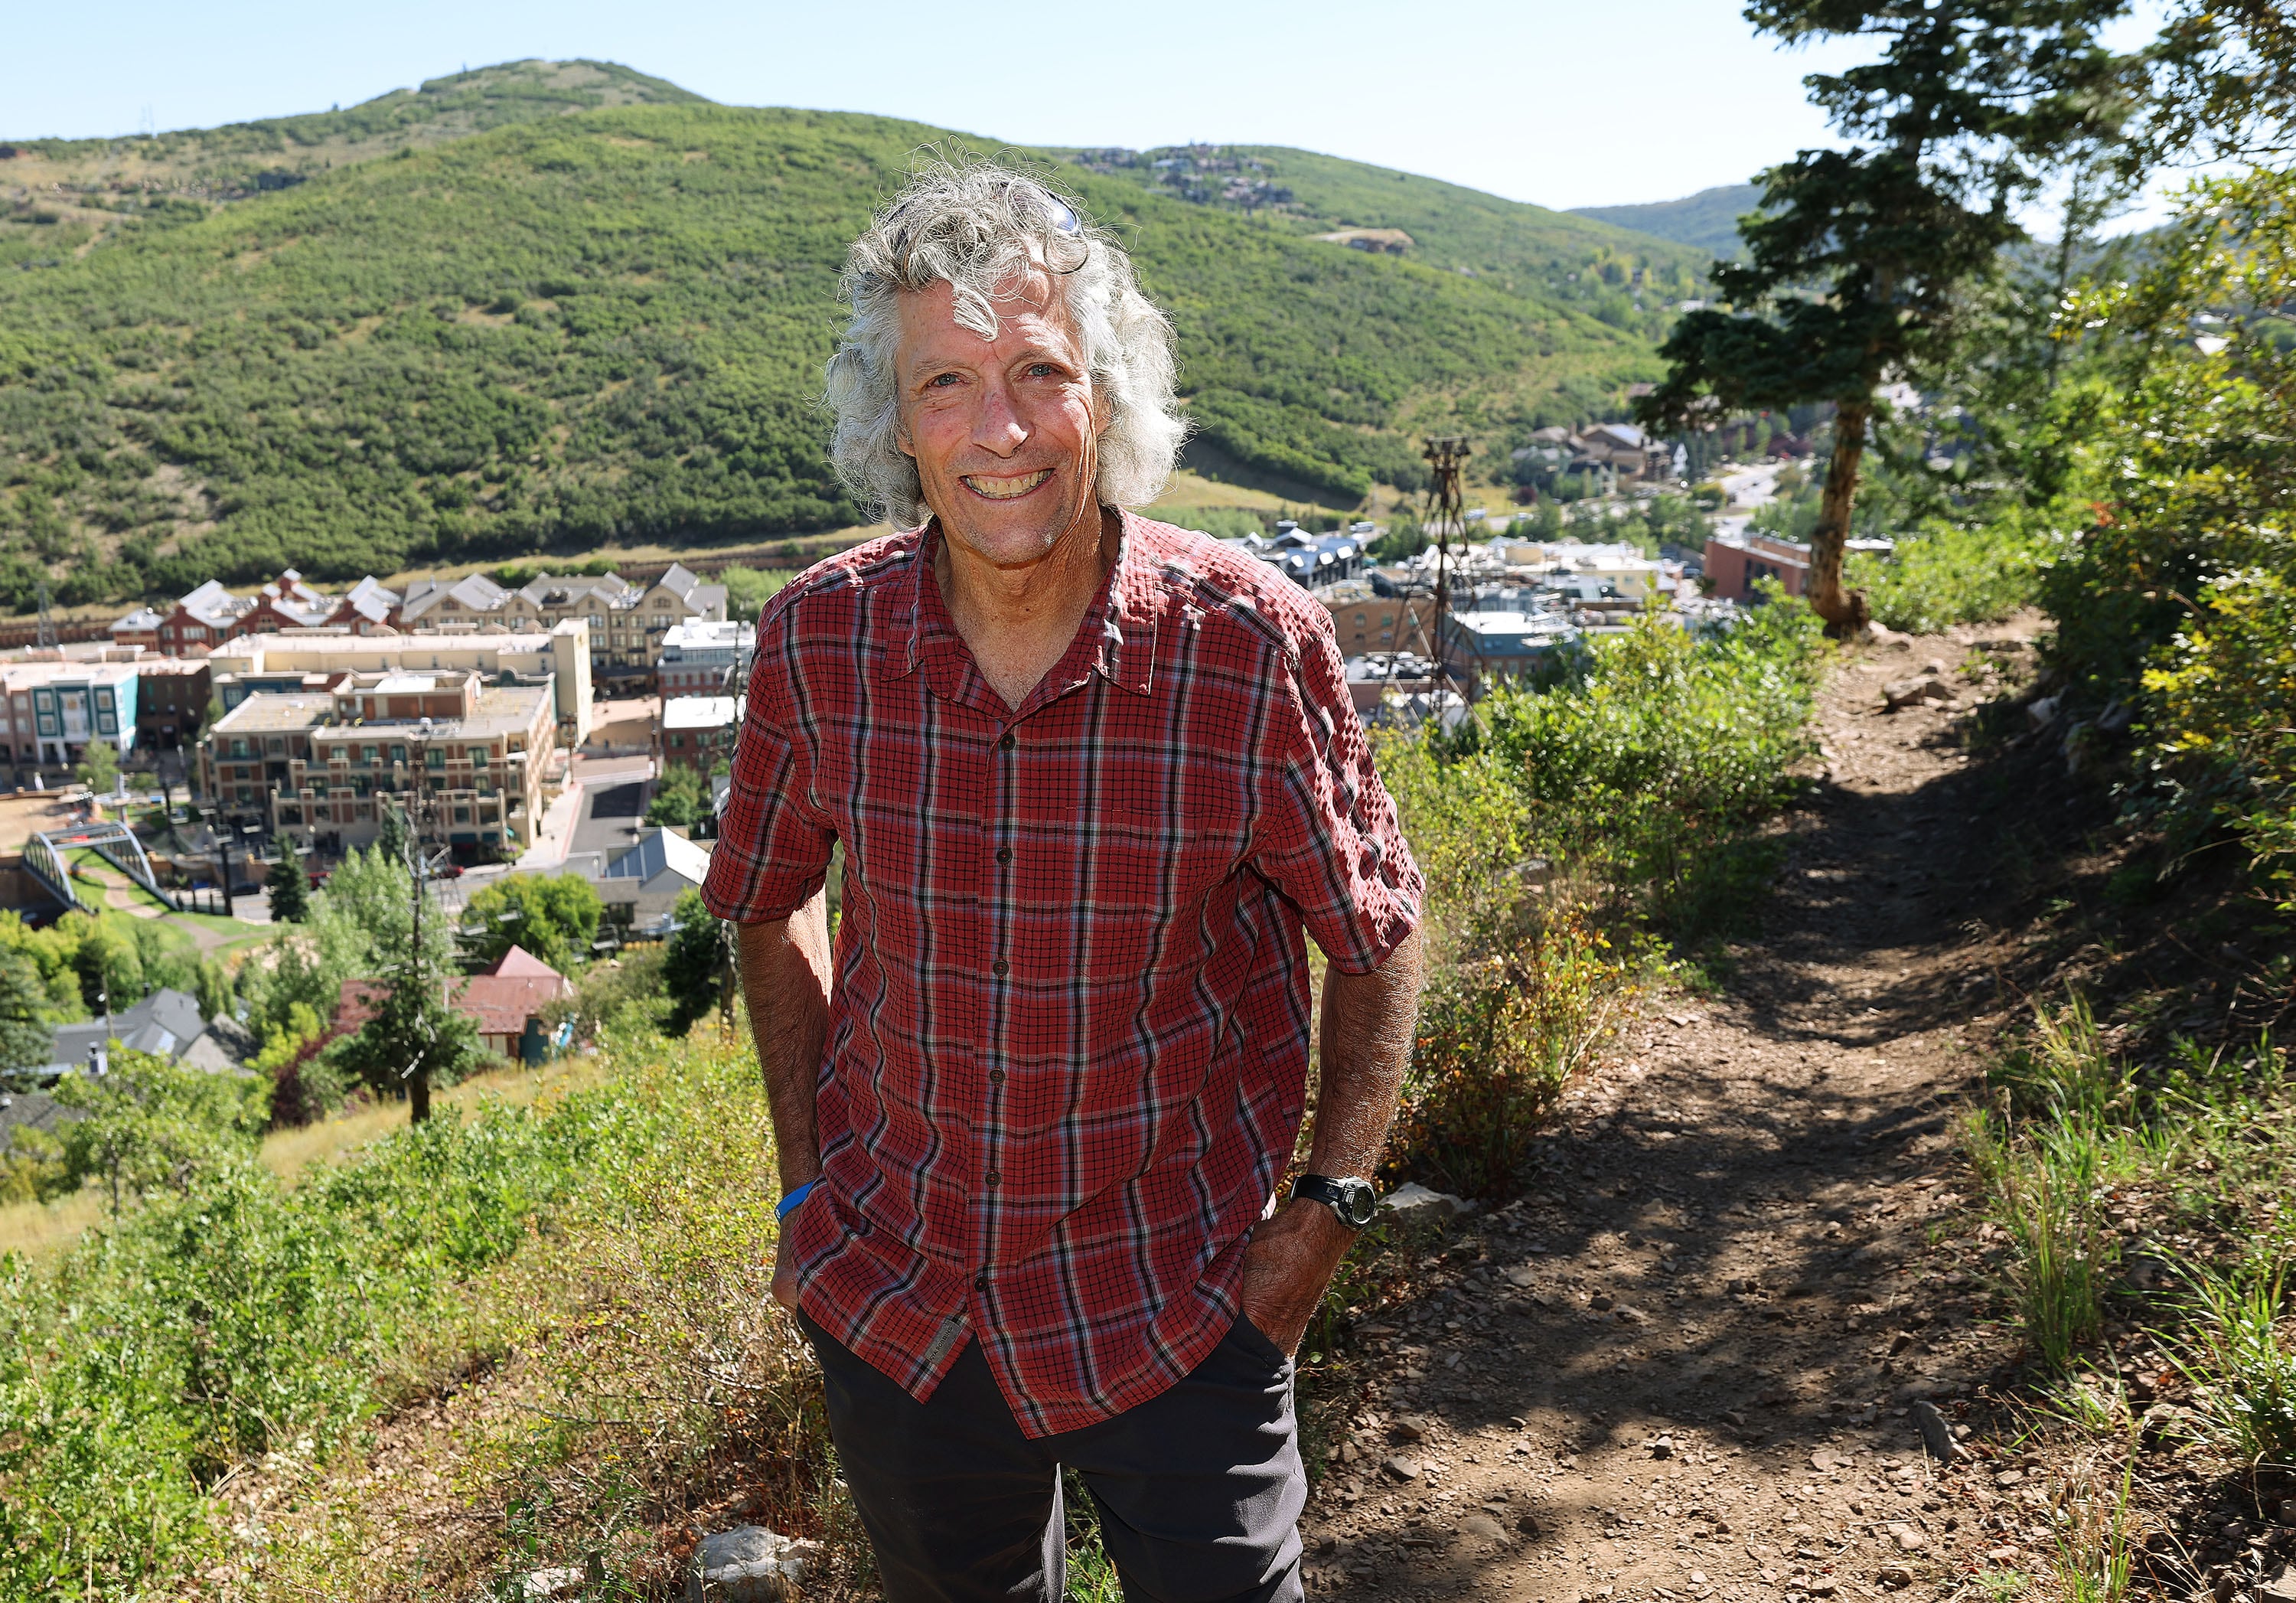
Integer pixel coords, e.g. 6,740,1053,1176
1570,182,1764,261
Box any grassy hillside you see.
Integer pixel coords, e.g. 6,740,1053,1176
1065,143,1714,344
0,59,703,199
0,68,1679,606
1570,182,1764,261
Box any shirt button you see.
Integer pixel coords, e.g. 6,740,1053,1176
987,1069,1005,1084
994,847,1012,864
999,732,1016,751
973,1271,990,1292
991,959,1009,978
985,1170,1002,1187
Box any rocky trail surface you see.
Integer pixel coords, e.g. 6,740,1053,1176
1301,623,2056,1603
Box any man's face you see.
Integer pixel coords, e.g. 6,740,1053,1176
895,269,1103,568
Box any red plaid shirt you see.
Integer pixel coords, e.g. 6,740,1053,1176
703,511,1421,1436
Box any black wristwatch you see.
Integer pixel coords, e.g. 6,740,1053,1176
1293,1174,1379,1230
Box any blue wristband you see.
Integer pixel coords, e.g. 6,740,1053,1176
776,1180,817,1223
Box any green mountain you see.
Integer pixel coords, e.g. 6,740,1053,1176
0,64,1693,606
1571,184,1765,261
1064,145,1715,344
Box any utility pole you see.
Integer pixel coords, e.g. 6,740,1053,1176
396,792,448,1125
1422,436,1469,694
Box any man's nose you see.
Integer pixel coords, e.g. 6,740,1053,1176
971,377,1029,455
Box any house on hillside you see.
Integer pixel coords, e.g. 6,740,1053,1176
42,988,251,1079
587,826,712,935
333,945,575,1067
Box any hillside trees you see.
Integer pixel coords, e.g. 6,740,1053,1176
1640,0,2141,633
455,873,602,974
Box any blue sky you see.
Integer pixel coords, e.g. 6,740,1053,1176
5,0,1885,213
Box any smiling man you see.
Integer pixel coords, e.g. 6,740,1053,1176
702,163,1426,1603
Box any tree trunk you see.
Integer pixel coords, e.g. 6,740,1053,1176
409,1067,432,1125
1808,397,1874,637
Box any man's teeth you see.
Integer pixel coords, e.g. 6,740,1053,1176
964,469,1051,501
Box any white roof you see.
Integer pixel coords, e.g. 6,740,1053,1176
372,673,435,694
663,695,741,730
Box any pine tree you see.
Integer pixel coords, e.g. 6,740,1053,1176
0,948,54,1090
1639,0,2140,634
267,849,311,924
662,889,731,1037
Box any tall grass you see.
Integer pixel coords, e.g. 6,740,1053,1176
1965,994,2148,1369
0,1033,833,1601
2163,1259,2296,1473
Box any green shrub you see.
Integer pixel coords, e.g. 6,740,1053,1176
50,1047,269,1212
1388,904,1636,1200
0,1082,641,1598
1477,600,1822,944
1848,517,2041,635
2166,1259,2296,1471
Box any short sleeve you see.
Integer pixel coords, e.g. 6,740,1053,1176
1250,612,1424,974
700,683,836,924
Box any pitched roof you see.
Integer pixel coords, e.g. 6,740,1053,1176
46,988,214,1072
484,944,568,981
605,825,713,886
455,974,572,1037
178,579,249,628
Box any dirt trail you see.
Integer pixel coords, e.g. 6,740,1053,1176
1305,622,2050,1602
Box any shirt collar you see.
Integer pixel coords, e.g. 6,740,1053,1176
895,511,1159,704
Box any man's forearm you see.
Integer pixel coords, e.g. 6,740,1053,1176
735,887,833,1193
1306,926,1425,1179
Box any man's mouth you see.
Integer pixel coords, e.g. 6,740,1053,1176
960,468,1052,501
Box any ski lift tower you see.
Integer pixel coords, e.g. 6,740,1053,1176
1421,436,1470,688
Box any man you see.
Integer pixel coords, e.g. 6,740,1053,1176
703,163,1426,1603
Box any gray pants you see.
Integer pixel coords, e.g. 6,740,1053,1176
797,1309,1306,1603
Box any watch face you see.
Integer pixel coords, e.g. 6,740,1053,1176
1337,1178,1379,1229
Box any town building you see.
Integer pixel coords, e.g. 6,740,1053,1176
1218,522,1371,592
456,946,576,1062
135,659,212,752
579,826,713,937
198,692,333,819
44,988,246,1079
396,573,511,630
461,564,729,684
204,624,592,747
656,619,754,697
334,945,573,1067
1438,610,1582,697
200,668,559,862
1319,579,1437,656
1702,529,1895,602
0,659,145,769
122,570,404,658
657,695,740,772
109,606,165,654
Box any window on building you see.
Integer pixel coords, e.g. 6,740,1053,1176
390,745,406,765
266,737,284,755
468,745,489,763
426,749,445,770
230,738,248,758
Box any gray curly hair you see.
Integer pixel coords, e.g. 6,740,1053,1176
823,162,1187,529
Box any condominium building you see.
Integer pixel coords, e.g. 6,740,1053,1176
0,659,145,769
656,619,754,697
203,622,592,747
200,669,558,861
398,564,728,683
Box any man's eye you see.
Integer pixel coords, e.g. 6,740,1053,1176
925,373,961,389
1026,362,1061,378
